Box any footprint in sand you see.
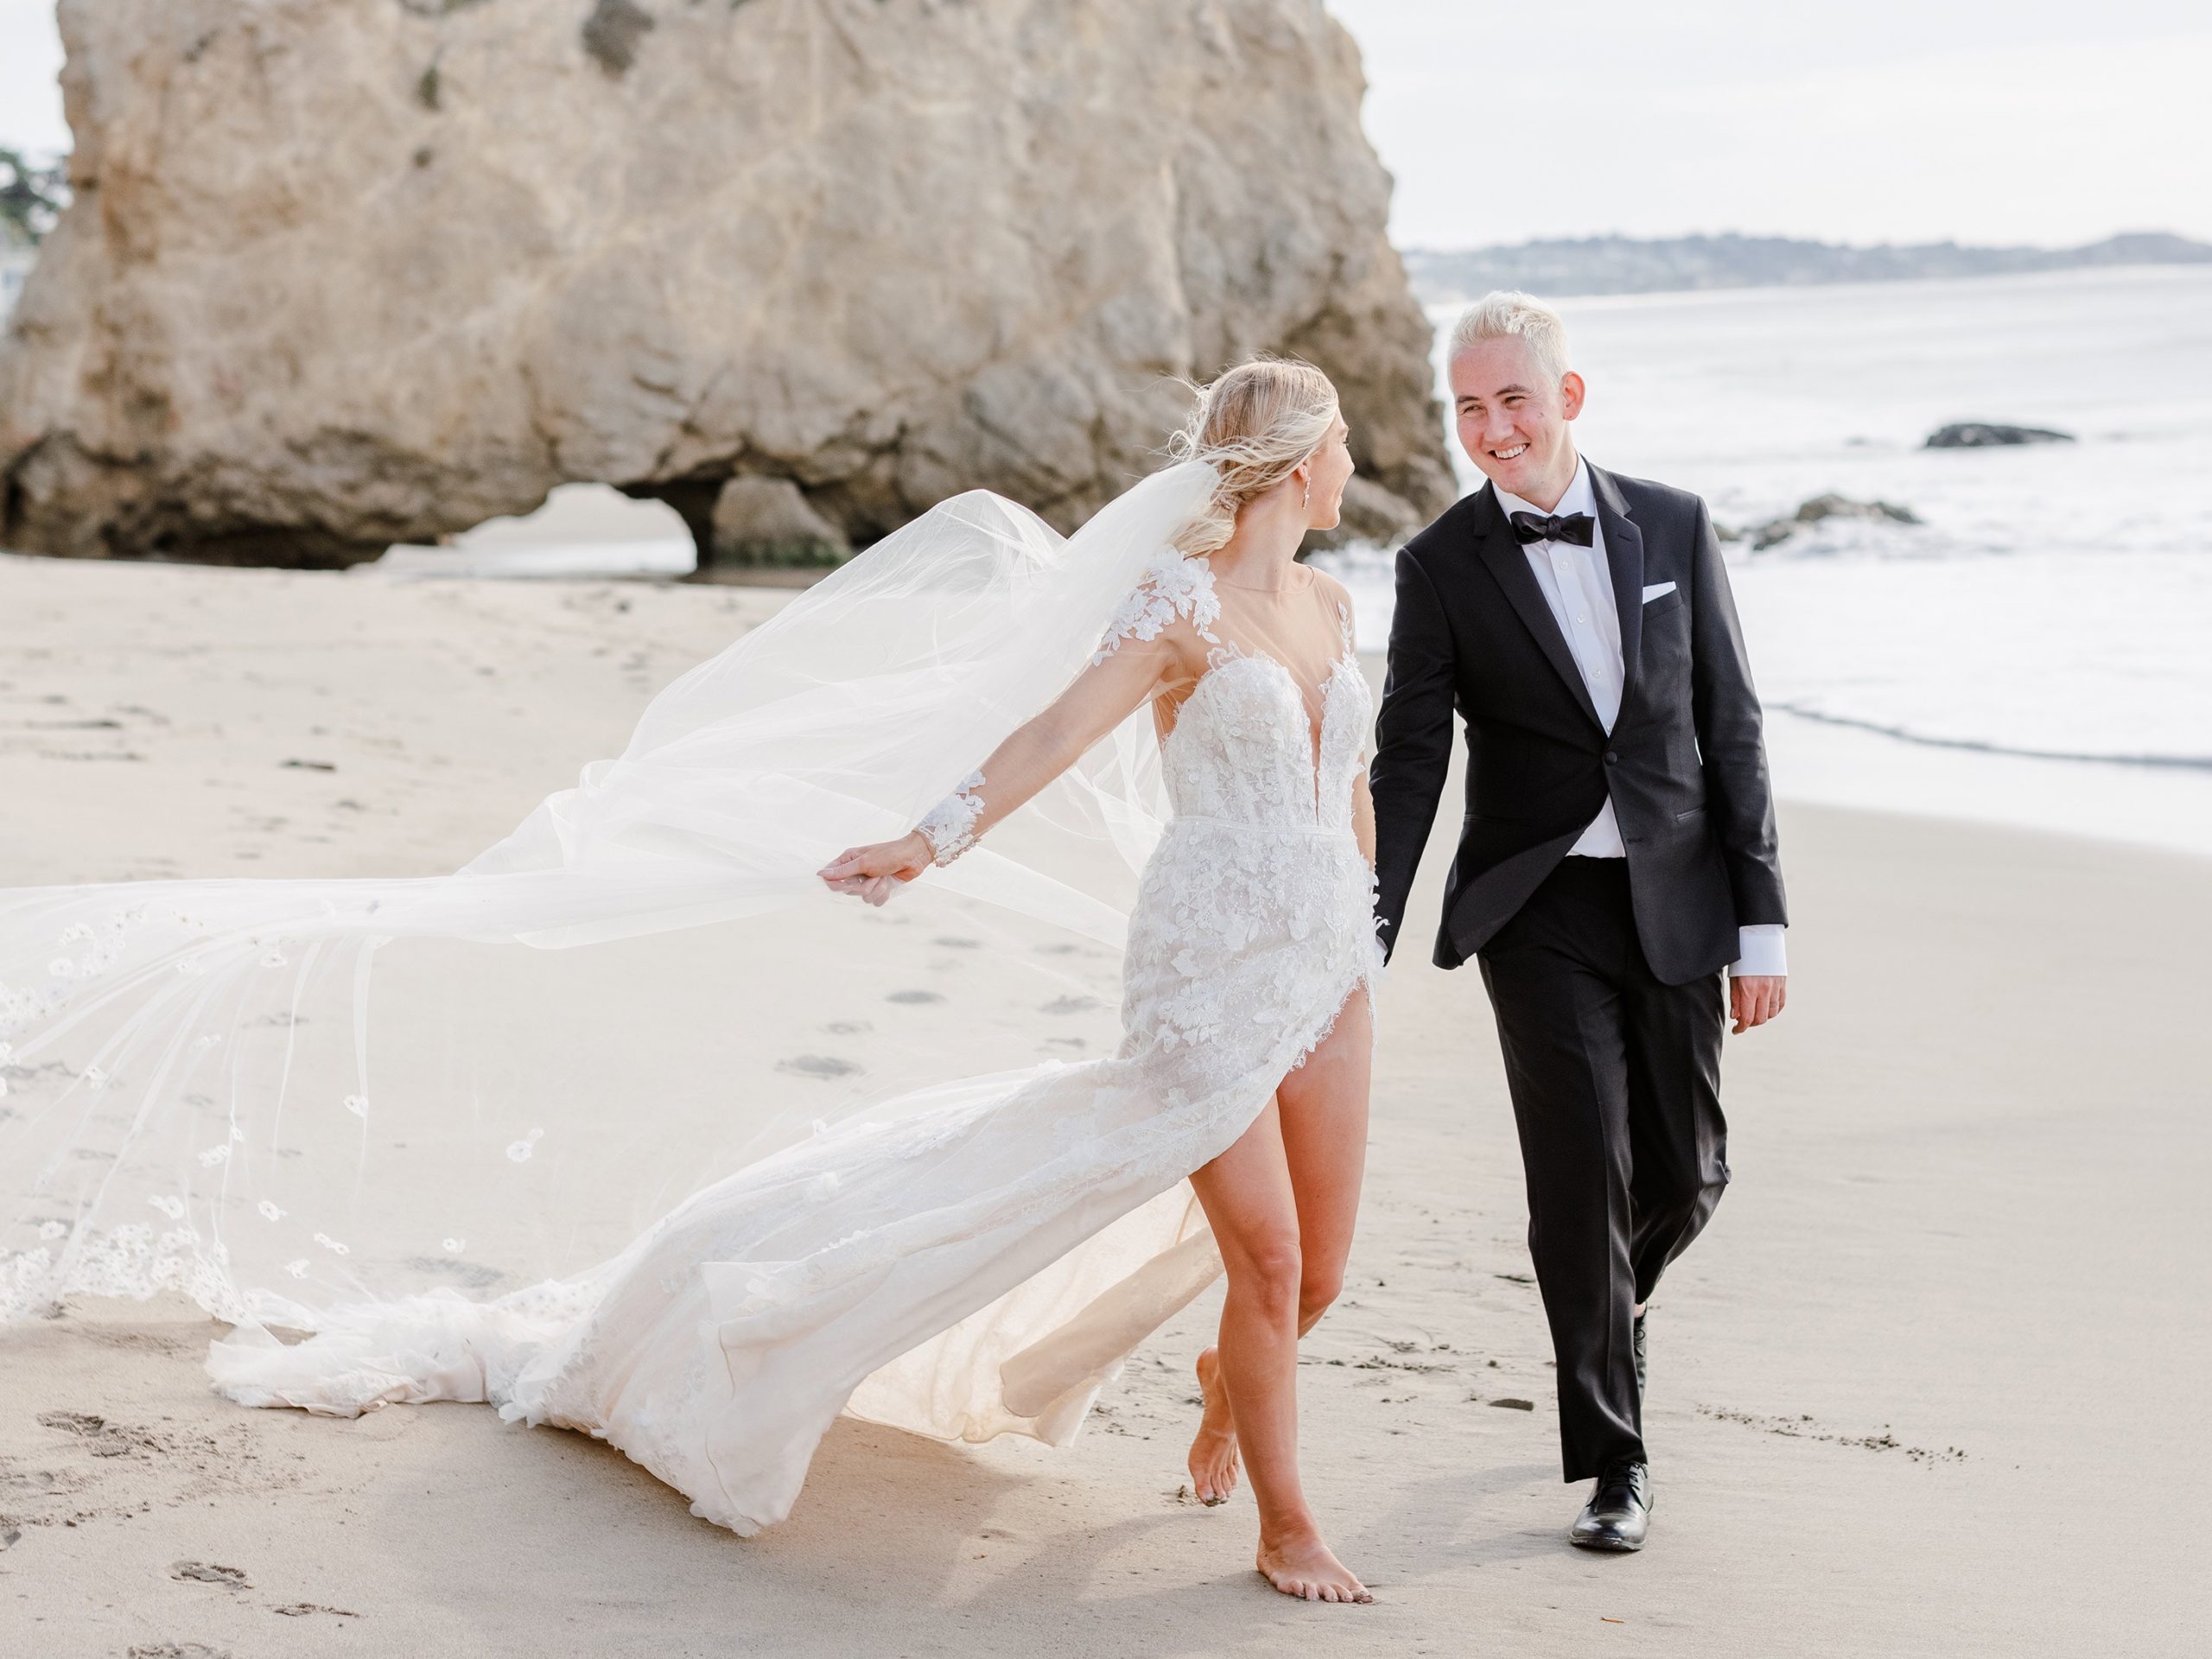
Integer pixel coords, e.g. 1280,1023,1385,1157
39,1409,153,1458
168,1560,251,1589
776,1055,862,1078
2,1467,70,1497
886,989,943,1004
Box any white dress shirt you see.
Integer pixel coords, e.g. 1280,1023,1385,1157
1497,460,1786,978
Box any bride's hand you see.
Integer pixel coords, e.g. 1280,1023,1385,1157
818,831,933,906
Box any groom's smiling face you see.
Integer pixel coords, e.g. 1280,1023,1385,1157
1449,336,1586,510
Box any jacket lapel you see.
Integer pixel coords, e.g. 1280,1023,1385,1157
1590,464,1644,715
1469,485,1606,732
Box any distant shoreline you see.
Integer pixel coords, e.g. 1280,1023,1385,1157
1403,230,2211,304
1413,260,2212,317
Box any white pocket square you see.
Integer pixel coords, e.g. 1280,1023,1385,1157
1642,582,1677,604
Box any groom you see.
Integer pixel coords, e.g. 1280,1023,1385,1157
1370,291,1788,1552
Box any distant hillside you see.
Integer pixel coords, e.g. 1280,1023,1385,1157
1403,232,2212,302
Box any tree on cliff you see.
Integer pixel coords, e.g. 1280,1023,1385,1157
0,149,68,247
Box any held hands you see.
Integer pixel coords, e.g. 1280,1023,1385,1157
1729,974,1787,1034
818,831,933,906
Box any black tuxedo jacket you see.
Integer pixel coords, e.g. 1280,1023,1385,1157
1370,463,1787,983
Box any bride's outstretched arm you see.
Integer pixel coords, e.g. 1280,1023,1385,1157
817,632,1180,905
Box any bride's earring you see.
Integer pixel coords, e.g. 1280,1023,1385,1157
1299,472,1311,514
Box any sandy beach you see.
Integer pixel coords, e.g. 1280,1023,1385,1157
1,553,2202,1657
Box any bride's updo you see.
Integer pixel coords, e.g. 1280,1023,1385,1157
1167,358,1340,557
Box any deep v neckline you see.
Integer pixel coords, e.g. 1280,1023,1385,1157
1184,575,1356,742
1169,642,1362,823
1101,550,1361,823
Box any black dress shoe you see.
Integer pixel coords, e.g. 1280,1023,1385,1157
1569,1459,1652,1552
1633,1309,1648,1398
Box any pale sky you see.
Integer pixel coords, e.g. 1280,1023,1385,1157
1327,0,2212,248
4,0,2208,249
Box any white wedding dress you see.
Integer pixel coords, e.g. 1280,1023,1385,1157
189,540,1382,1533
0,461,1382,1534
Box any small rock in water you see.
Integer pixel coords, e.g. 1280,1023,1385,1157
1923,421,2075,448
1751,493,1921,550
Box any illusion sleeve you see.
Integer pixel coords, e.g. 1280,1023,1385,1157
912,561,1213,866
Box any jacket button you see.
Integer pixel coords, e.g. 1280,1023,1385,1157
1604,751,1619,765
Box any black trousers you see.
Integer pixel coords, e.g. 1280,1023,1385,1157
1476,856,1728,1482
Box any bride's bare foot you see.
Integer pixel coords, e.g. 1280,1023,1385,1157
1256,1529,1372,1604
1187,1346,1240,1505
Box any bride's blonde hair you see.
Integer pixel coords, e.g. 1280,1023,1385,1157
1167,357,1340,557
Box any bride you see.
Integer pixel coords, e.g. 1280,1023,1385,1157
0,360,1382,1603
823,359,1378,1600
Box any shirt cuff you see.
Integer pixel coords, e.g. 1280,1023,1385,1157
1731,924,1787,977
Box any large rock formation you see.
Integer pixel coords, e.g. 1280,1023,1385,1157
0,0,1453,569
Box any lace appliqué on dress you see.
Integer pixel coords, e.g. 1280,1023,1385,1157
1091,553,1222,664
916,770,986,866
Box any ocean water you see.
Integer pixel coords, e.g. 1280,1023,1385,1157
372,264,2212,858
1317,264,2212,857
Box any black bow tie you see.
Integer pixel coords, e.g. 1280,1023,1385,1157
1509,510,1596,547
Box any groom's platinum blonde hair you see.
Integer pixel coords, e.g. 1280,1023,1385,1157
1450,290,1571,385
1167,357,1340,557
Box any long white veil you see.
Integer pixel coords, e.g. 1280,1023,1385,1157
0,461,1217,1341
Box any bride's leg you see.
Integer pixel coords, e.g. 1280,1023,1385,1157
1188,1100,1372,1604
1277,986,1373,1338
1192,988,1375,1499
1189,1318,1240,1506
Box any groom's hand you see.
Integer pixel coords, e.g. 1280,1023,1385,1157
1729,974,1787,1034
